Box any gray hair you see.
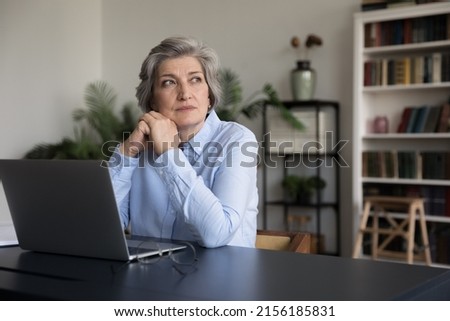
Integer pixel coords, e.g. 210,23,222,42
136,36,222,112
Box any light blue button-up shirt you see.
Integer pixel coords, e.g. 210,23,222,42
108,111,258,248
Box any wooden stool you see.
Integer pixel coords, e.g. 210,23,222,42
352,196,432,265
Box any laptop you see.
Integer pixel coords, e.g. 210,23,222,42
0,159,186,261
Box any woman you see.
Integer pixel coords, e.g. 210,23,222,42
108,36,258,248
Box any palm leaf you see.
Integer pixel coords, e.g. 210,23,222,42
73,81,122,142
262,83,305,130
216,68,243,121
24,81,139,160
219,68,242,107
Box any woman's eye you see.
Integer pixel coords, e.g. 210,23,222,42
191,76,202,83
162,79,175,86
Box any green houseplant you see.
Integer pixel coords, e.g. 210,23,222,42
282,174,326,204
24,81,139,160
216,68,304,130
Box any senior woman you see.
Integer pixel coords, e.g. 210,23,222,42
108,36,258,248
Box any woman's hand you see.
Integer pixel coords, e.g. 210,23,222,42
120,111,179,157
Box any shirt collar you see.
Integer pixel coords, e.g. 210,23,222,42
185,110,221,157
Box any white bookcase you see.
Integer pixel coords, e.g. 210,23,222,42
352,2,450,267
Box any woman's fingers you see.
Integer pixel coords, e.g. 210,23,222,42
140,111,179,155
120,119,150,157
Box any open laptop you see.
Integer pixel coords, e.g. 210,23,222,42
0,159,186,261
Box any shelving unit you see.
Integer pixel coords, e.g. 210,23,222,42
262,100,340,255
353,2,450,267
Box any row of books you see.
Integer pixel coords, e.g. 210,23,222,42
363,52,450,86
363,183,450,216
361,1,447,12
429,223,450,264
364,12,450,47
396,103,450,133
362,150,450,179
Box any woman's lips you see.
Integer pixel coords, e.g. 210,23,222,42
176,105,196,111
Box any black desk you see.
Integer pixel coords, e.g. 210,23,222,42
0,245,449,300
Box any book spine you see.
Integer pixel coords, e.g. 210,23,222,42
432,52,442,83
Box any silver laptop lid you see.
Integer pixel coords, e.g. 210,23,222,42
0,159,136,261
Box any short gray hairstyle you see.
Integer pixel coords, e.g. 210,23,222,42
136,36,222,113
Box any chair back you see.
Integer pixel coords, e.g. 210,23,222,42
256,230,310,254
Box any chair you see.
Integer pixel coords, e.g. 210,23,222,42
256,230,311,253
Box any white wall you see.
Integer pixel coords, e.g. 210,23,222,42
0,0,359,255
0,0,102,221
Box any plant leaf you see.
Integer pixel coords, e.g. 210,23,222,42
216,68,243,120
74,81,122,142
262,83,305,130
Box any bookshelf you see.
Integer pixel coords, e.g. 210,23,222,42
262,100,340,256
353,2,450,267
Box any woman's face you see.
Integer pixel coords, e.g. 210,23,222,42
152,56,210,136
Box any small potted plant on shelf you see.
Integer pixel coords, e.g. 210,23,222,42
282,175,303,203
282,175,326,204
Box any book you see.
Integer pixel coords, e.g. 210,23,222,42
412,105,429,133
362,150,398,178
409,55,416,83
364,24,375,47
397,106,413,133
423,54,433,83
422,151,450,180
403,56,411,84
432,52,442,83
448,13,450,40
381,58,388,86
361,2,388,11
437,103,450,132
414,55,424,83
446,187,450,217
405,107,419,133
383,150,397,178
394,58,406,84
364,61,372,86
422,105,442,133
403,18,413,44
375,59,382,86
387,0,416,8
398,151,418,178
387,59,395,85
442,52,449,82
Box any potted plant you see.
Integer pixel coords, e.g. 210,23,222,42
24,81,139,160
281,175,303,203
282,174,326,204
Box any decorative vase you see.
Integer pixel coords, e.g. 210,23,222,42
373,116,389,133
291,60,316,101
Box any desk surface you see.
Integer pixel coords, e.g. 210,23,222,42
0,244,449,300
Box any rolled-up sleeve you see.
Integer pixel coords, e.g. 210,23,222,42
108,147,139,229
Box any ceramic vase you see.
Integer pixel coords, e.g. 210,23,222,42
291,60,316,101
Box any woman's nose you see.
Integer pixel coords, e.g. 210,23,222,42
178,82,191,100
